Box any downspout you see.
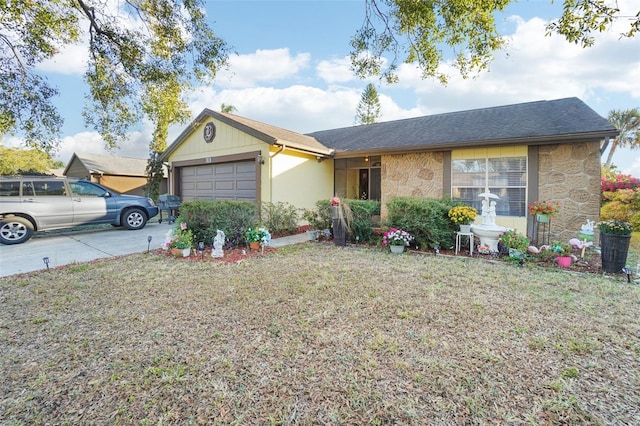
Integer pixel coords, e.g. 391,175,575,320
269,144,286,202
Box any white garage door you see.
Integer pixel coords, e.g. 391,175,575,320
180,161,256,201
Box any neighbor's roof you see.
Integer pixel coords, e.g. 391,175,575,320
306,97,619,156
63,152,151,177
160,109,334,160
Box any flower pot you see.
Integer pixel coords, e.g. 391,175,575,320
170,248,183,257
459,224,472,233
249,241,260,250
182,248,191,257
556,256,572,268
390,245,405,254
307,230,318,241
536,213,550,223
600,232,631,273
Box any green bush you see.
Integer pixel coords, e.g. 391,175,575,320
303,199,333,231
177,200,258,247
385,197,458,249
343,199,380,243
261,201,298,236
631,211,640,232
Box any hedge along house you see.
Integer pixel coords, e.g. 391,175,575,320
161,98,617,241
159,109,335,209
307,97,618,241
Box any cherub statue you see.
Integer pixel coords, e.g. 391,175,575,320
212,229,225,258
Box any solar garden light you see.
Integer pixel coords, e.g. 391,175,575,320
147,235,152,253
42,257,50,270
622,267,633,283
198,241,204,261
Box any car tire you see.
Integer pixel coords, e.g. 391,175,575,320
0,216,34,245
122,208,147,230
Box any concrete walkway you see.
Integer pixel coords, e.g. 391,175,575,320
0,224,311,278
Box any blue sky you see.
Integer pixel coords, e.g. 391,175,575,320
5,0,640,175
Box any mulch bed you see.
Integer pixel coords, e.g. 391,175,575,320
159,235,614,277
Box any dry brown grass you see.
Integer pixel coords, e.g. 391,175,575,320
1,243,639,425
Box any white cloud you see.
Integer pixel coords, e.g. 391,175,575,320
36,42,88,75
316,57,356,84
216,49,311,88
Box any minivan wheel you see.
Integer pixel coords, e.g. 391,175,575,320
122,208,147,230
0,216,34,245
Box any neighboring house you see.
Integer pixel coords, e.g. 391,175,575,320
161,98,618,240
64,152,167,197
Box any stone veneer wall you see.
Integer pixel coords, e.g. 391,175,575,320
537,141,601,242
380,152,444,218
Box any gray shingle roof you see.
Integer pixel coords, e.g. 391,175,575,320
306,97,618,154
65,152,149,176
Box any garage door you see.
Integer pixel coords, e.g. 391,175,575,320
180,161,256,201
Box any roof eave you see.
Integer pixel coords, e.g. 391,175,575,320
332,131,618,158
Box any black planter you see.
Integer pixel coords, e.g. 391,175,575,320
600,232,631,273
332,218,346,247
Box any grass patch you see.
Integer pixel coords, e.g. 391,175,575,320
1,244,639,424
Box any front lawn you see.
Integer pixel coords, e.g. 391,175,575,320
1,244,639,424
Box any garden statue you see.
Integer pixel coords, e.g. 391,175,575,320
471,187,507,251
212,229,225,258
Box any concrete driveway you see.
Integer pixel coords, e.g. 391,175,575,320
0,222,174,277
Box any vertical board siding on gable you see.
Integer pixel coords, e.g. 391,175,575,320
170,120,265,162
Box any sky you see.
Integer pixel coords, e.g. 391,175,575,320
5,0,640,175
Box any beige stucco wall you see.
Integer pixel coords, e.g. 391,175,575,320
380,152,444,218
270,150,334,209
538,141,601,241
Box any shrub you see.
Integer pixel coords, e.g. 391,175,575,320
386,197,458,249
630,211,640,232
344,199,380,243
498,230,530,253
177,200,258,247
261,201,298,236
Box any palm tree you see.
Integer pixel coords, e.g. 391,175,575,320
220,103,237,113
602,108,640,168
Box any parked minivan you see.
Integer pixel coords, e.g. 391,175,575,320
0,176,159,244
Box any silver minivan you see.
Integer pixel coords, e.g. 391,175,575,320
0,176,159,244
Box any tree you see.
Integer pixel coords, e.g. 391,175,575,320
602,108,640,168
221,103,238,113
351,0,639,83
355,83,382,125
0,146,60,175
1,1,228,155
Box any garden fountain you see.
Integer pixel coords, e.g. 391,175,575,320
470,189,509,252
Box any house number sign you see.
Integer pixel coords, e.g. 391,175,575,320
204,122,216,143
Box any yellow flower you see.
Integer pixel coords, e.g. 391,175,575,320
448,205,478,225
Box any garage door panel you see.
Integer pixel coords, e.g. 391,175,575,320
181,161,256,201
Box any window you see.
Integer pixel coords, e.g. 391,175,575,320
33,181,67,196
69,181,107,197
0,181,21,196
452,151,527,217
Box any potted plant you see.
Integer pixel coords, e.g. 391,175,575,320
448,205,478,232
498,230,530,258
381,227,414,254
527,200,560,223
597,219,633,273
167,229,194,257
550,240,572,268
302,208,321,240
245,227,271,250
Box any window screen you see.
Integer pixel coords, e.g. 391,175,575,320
452,156,527,217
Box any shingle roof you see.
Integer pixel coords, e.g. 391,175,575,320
64,152,150,176
161,109,334,160
306,97,618,155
